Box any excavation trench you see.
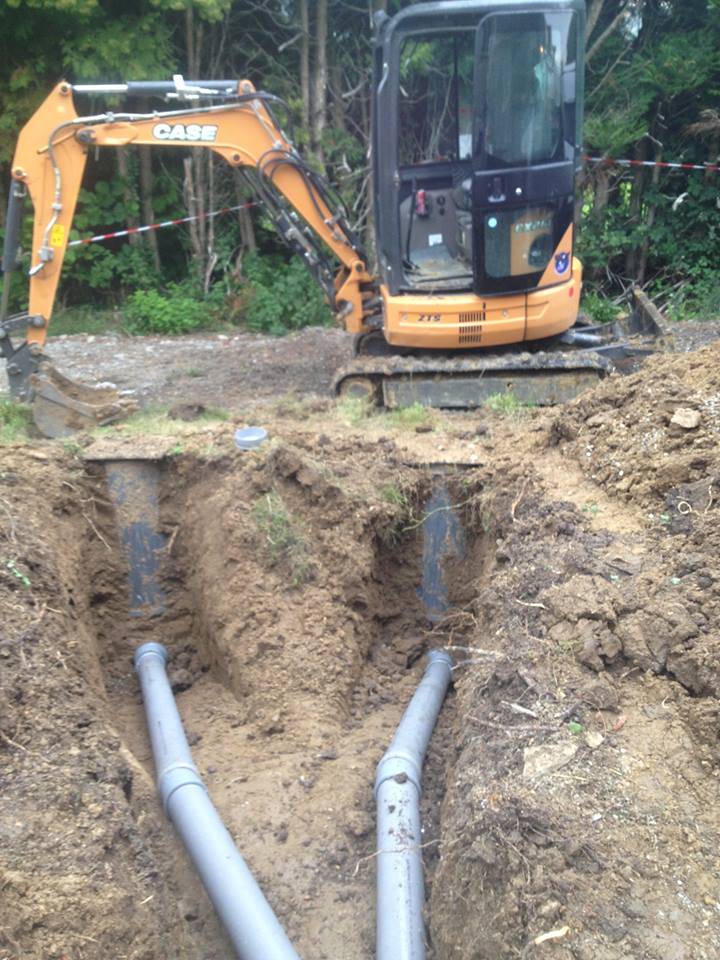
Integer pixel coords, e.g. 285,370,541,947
78,445,489,959
4,415,720,960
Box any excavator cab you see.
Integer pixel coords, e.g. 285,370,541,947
373,1,584,297
370,1,585,349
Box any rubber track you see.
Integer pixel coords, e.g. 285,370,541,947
332,348,613,394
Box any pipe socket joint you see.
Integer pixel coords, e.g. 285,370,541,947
133,641,168,669
426,648,453,670
158,761,207,812
374,748,422,797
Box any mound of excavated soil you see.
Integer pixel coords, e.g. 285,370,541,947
552,341,720,511
429,449,720,960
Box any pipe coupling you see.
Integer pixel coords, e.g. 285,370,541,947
158,760,207,812
133,641,168,668
374,747,423,797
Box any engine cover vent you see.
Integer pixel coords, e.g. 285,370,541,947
459,311,485,324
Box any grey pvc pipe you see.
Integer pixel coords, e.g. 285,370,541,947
375,649,453,960
134,642,301,960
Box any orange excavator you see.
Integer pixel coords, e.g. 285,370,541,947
1,1,650,437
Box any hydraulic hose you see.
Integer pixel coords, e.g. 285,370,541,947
375,649,453,960
560,328,605,347
134,642,301,960
1,180,25,325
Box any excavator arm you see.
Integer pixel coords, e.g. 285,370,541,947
1,79,376,435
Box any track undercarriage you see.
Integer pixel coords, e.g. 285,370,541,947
333,291,665,409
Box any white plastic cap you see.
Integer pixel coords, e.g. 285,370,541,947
234,426,268,450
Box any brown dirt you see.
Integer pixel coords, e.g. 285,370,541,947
2,330,720,960
30,327,353,413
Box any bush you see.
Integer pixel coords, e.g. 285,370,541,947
581,291,620,325
242,252,332,335
124,285,208,335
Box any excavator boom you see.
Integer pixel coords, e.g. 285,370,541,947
1,79,375,436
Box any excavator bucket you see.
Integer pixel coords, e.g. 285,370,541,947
29,362,134,438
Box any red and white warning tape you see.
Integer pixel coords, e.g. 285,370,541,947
584,155,718,173
56,154,719,252
67,200,259,248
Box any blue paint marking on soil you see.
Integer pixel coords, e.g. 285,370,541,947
417,484,465,623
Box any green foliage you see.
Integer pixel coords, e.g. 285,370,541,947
95,404,228,438
63,177,164,297
379,483,410,509
47,306,124,337
484,392,525,414
124,286,210,335
335,395,373,425
242,253,332,335
384,402,435,430
0,399,32,443
61,13,173,80
581,292,619,325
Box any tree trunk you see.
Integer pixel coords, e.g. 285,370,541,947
329,54,346,135
586,0,606,42
203,150,217,294
592,166,611,217
183,5,213,291
706,134,720,184
311,0,328,164
299,0,310,135
586,2,630,63
624,139,646,279
116,147,139,246
183,156,203,271
138,146,161,271
233,170,256,253
637,140,662,286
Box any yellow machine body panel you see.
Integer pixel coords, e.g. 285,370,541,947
382,257,581,350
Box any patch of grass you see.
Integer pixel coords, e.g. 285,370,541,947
379,482,410,509
0,399,32,443
335,395,374,426
47,306,126,338
484,392,524,414
201,407,230,423
95,405,229,438
184,367,206,378
274,392,314,419
384,401,435,430
582,501,601,517
61,438,84,456
252,491,313,586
